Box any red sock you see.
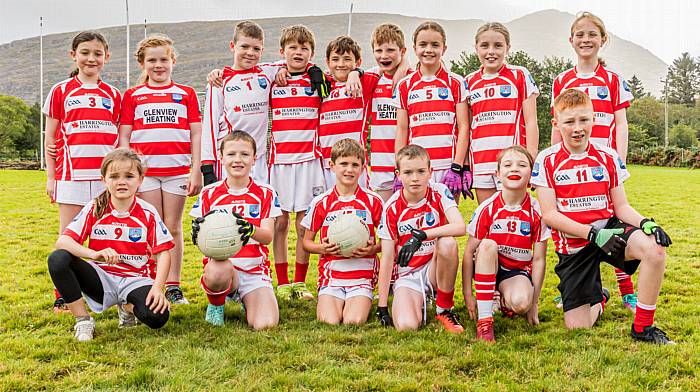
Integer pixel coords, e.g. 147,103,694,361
474,274,496,302
275,262,290,285
436,289,455,310
54,288,61,299
615,269,635,296
633,302,656,333
294,262,309,284
166,281,180,288
200,276,228,306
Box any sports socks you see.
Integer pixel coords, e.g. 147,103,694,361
54,288,61,299
474,273,496,320
293,262,309,284
633,302,656,333
166,281,180,289
615,269,635,296
200,276,229,306
435,289,455,313
275,262,290,285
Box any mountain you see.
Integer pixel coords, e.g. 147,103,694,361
0,10,667,103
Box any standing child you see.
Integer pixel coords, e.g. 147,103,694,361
44,31,121,311
376,145,466,332
462,146,548,342
551,12,637,312
533,89,673,344
392,21,471,199
191,131,281,329
119,35,202,305
465,22,539,204
302,139,383,325
47,148,173,341
367,23,408,201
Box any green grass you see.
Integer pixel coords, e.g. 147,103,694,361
0,166,698,391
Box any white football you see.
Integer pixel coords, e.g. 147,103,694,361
195,210,243,260
326,213,371,257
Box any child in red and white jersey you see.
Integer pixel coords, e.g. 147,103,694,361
202,21,283,186
462,146,548,342
376,145,466,332
533,89,673,344
318,36,380,189
302,139,383,325
119,35,202,305
368,23,408,201
392,21,470,199
551,12,637,312
47,148,173,341
466,23,540,204
43,31,121,311
191,131,281,329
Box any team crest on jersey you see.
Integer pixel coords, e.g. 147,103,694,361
258,77,268,89
597,87,609,99
591,167,605,181
532,163,540,177
305,87,314,96
171,93,183,103
444,187,455,200
424,212,436,227
617,156,627,170
500,85,512,97
101,98,112,109
159,221,168,235
249,204,260,218
437,88,449,100
520,221,531,236
355,210,367,220
128,228,142,242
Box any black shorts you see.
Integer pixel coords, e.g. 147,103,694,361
555,217,641,312
496,265,532,287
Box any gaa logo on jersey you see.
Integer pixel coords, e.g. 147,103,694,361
437,88,449,100
258,77,268,89
520,221,531,236
409,92,420,101
532,162,540,177
226,85,241,92
597,86,609,99
101,97,112,109
304,87,314,96
128,228,142,242
591,167,605,181
171,93,183,103
249,204,260,218
500,85,512,97
424,212,436,227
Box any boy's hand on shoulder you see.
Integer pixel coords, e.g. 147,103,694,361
307,65,330,98
275,67,291,87
347,70,362,98
207,69,224,88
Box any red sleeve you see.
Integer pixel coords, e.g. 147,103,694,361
371,195,383,228
261,189,272,219
47,85,64,120
309,200,325,233
112,88,122,125
186,86,202,123
362,72,380,99
119,88,134,126
473,208,492,240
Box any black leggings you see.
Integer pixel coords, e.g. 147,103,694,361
47,249,169,329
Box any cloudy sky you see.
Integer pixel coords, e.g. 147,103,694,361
2,0,697,64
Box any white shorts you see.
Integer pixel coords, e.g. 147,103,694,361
139,174,189,195
269,159,325,212
393,262,435,297
318,285,374,301
54,180,105,206
431,169,448,184
83,261,153,313
473,173,502,190
234,269,273,299
252,155,269,185
322,167,368,190
369,171,394,191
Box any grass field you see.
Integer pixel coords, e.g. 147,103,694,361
0,166,698,391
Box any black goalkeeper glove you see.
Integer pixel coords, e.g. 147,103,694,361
232,212,255,246
588,226,626,256
397,229,427,267
376,306,393,327
201,164,217,186
307,65,330,98
191,216,203,245
640,218,672,247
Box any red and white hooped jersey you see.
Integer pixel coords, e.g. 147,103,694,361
201,65,280,166
368,67,401,173
121,82,201,176
466,64,539,175
301,186,383,289
551,65,633,149
531,142,629,255
269,73,322,165
64,198,174,278
467,191,549,271
318,72,379,168
190,178,282,275
391,66,467,170
377,182,458,275
43,77,121,181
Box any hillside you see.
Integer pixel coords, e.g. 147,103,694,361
0,10,667,103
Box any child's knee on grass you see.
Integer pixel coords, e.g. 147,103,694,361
203,260,234,290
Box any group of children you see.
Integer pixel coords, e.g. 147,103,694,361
43,12,674,345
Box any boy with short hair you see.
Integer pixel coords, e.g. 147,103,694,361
301,139,384,325
532,89,673,344
376,144,466,332
318,35,380,189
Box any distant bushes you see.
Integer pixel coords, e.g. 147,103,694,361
628,146,700,168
